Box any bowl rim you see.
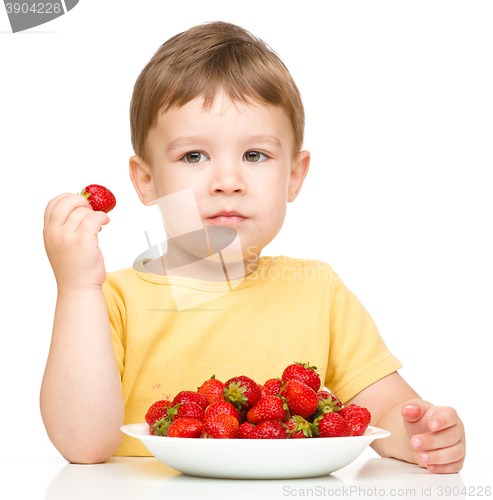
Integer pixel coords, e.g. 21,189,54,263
121,422,391,442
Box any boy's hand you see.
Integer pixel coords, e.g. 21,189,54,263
402,401,466,474
43,193,111,291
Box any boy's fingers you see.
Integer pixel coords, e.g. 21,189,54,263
411,425,461,452
418,441,465,467
44,193,72,227
426,458,465,474
63,206,99,233
77,210,110,235
427,406,458,432
45,194,92,228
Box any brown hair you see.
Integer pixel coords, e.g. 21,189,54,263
130,21,305,162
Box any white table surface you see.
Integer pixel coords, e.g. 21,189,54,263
1,449,490,500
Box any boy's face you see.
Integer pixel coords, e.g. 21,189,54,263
130,89,310,265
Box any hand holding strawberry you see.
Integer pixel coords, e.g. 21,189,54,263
402,400,465,473
44,189,113,290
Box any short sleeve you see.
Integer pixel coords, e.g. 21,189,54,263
325,271,403,403
102,274,126,379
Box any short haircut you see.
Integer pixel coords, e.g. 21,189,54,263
130,21,305,162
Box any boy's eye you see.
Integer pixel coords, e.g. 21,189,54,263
244,151,268,163
183,151,208,164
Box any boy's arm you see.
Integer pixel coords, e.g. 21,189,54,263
346,372,465,474
40,193,124,464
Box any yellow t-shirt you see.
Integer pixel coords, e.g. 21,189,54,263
102,255,402,456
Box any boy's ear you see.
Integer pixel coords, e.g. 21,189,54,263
288,150,310,203
129,155,157,206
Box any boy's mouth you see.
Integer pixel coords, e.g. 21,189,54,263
207,211,248,226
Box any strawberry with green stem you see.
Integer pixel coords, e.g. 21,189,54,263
223,376,262,411
285,415,316,438
317,390,343,412
151,415,173,436
280,380,319,419
78,184,116,213
281,362,321,393
145,400,172,427
150,401,205,435
150,402,183,436
310,389,344,420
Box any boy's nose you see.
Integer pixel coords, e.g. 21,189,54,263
209,162,246,195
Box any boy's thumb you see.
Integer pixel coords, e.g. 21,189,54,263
401,400,431,422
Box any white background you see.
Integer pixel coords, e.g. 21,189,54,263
0,0,491,467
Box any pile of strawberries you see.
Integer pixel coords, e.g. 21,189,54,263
145,362,371,439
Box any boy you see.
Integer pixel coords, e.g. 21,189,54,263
41,21,465,473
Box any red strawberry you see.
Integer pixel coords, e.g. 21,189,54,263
198,375,225,405
246,396,288,424
172,391,209,411
280,380,319,419
79,184,116,213
223,376,262,410
145,400,172,427
338,404,371,436
285,415,315,438
262,378,283,396
314,412,351,437
281,362,321,393
251,420,288,439
317,390,343,413
174,402,205,422
238,422,257,439
166,417,203,438
202,414,239,439
311,390,344,420
204,400,240,422
263,378,282,396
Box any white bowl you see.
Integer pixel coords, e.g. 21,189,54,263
121,423,390,479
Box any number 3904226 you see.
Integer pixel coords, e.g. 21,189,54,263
5,3,62,14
